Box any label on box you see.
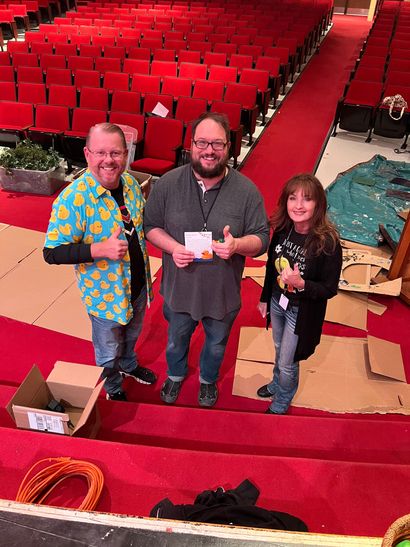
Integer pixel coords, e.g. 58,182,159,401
184,231,213,262
27,412,65,434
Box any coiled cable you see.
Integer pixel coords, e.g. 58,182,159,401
16,457,104,511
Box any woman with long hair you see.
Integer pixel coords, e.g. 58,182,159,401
257,173,343,414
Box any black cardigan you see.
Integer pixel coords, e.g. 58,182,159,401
260,229,343,361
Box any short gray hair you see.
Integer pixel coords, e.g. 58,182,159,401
86,123,127,149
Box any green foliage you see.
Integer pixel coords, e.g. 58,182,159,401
0,140,61,172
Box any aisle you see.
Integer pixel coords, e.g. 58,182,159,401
241,15,371,209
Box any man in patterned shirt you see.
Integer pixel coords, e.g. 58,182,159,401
44,123,156,401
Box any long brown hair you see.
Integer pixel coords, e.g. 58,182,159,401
269,173,339,256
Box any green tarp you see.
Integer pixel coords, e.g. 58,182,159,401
326,155,410,247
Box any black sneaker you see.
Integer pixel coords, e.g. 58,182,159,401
160,378,182,404
257,384,274,398
121,366,157,385
198,383,218,407
106,390,127,401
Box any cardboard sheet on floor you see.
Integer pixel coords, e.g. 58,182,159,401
0,247,73,324
232,327,410,414
34,281,92,341
0,225,45,279
149,255,162,278
325,291,368,330
0,225,162,341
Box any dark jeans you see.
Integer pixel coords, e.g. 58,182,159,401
163,302,239,384
89,287,146,395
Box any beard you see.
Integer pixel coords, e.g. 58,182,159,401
191,154,228,179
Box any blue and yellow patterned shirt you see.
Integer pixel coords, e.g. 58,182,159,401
44,170,153,325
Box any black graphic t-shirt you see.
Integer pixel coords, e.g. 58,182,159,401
111,182,145,301
272,229,307,304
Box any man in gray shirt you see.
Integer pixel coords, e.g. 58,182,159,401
144,112,269,407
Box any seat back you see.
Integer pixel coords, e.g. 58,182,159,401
240,68,269,91
18,82,46,104
46,68,72,86
71,107,107,133
12,52,39,68
48,84,77,108
103,71,130,92
80,87,109,110
224,82,257,108
193,79,224,102
16,66,43,84
211,100,241,129
143,93,174,116
123,59,150,75
143,116,183,161
150,60,178,78
0,81,16,101
74,69,101,89
131,74,161,95
208,65,238,84
161,76,192,98
0,101,33,127
175,96,207,123
109,111,145,141
179,62,207,80
34,104,70,130
111,90,141,113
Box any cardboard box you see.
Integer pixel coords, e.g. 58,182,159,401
6,362,104,437
128,169,152,199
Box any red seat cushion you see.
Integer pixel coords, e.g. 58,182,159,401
130,158,175,175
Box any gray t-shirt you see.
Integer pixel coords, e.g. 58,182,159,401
144,164,269,320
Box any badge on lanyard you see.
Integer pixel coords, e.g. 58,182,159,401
279,293,289,310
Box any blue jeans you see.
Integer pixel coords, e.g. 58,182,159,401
163,302,239,384
89,287,146,395
267,294,300,414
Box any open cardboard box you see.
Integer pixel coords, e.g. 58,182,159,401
6,361,104,437
128,169,152,200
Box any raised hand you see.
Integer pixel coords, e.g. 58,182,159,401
92,227,128,260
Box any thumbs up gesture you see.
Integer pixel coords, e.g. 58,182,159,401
212,225,237,260
91,226,128,260
280,262,304,290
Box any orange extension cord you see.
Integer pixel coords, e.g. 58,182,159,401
16,457,104,512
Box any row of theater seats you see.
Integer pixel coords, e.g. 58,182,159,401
0,65,270,137
0,101,243,173
332,2,410,149
5,30,301,80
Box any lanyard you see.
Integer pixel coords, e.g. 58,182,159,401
194,176,224,231
278,227,293,271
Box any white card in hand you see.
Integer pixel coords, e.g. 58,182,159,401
184,231,213,262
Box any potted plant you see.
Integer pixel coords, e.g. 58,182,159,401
0,140,66,195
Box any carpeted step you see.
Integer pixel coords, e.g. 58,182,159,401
1,385,408,465
0,425,408,538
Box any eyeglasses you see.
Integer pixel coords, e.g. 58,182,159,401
87,149,125,159
193,139,228,151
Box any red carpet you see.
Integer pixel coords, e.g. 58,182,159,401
0,426,408,538
241,15,371,209
1,14,410,539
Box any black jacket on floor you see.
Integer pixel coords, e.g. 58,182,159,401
150,479,308,532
